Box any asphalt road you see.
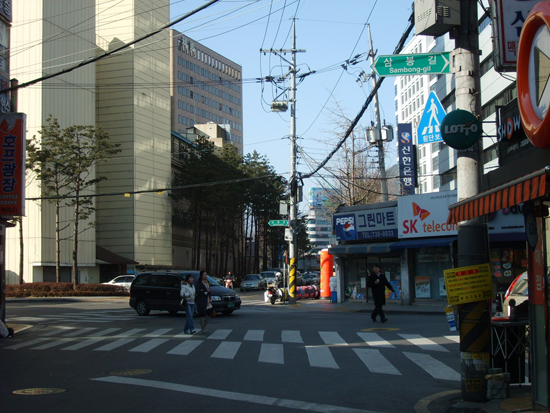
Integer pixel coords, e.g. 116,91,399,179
1,291,461,413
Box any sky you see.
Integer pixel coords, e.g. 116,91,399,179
170,0,415,207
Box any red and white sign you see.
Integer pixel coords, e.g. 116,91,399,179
0,113,25,216
517,1,550,148
397,191,458,238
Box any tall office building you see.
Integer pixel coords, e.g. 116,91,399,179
7,0,172,283
170,30,243,154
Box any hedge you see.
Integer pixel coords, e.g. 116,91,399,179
6,282,129,298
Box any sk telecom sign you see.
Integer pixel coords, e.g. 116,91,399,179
372,52,451,77
0,113,25,216
397,191,457,238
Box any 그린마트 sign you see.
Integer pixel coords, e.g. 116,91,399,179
443,263,493,306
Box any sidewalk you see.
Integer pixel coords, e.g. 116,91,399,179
5,296,544,412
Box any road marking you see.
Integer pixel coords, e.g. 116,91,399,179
167,340,203,356
95,338,136,352
40,326,76,336
357,332,395,348
129,339,170,353
353,348,401,375
92,376,384,413
145,328,173,337
259,343,284,364
398,334,448,352
207,329,232,340
61,329,120,351
319,331,348,346
211,341,241,359
306,346,339,369
244,329,264,341
445,335,459,343
403,352,460,381
282,330,303,343
33,338,75,350
5,338,50,350
63,327,97,337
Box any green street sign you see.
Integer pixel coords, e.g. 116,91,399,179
372,52,451,77
268,220,289,227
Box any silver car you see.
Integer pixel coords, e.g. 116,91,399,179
240,274,266,291
102,275,135,291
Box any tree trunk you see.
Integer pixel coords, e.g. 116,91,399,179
56,200,61,283
72,193,80,288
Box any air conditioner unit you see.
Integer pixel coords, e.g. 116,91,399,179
415,0,460,37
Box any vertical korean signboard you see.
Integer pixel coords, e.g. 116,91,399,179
0,113,25,216
397,123,416,195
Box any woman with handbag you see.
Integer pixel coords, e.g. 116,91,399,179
180,274,196,334
196,270,212,333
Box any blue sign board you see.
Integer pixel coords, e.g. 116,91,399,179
417,91,446,145
397,123,416,195
333,207,398,241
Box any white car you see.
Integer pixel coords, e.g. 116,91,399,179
102,275,135,291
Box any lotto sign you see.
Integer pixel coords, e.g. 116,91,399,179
443,263,493,306
0,113,25,216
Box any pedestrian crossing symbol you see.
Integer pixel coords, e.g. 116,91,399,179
417,91,446,145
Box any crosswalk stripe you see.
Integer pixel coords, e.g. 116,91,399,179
167,339,203,355
319,331,347,346
145,328,173,337
398,334,448,352
40,326,76,336
208,329,232,340
282,330,303,343
244,330,264,341
353,348,401,375
63,327,97,337
357,332,395,348
33,338,75,350
95,338,136,351
211,341,241,359
306,346,339,369
5,338,50,349
403,352,460,381
445,335,459,343
129,339,170,353
259,343,284,364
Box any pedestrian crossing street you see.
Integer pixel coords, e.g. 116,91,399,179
2,326,461,381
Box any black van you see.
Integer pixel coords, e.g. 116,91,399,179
129,270,241,316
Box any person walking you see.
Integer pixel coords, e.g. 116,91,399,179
196,270,212,333
367,265,395,323
180,274,196,334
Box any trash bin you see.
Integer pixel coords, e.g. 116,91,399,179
330,276,337,303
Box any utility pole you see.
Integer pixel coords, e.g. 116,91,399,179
368,24,388,202
453,0,490,402
261,18,305,304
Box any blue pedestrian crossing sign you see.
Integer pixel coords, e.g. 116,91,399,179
417,91,446,145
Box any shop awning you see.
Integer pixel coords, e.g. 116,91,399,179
447,167,549,225
389,236,457,250
328,242,395,256
96,245,138,265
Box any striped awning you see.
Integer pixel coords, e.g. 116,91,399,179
447,167,549,224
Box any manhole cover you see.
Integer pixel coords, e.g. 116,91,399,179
361,327,399,332
13,388,66,395
110,369,151,376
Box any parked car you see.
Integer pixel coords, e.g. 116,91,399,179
503,271,528,316
261,271,279,286
129,270,241,316
240,274,266,291
301,272,319,285
101,275,135,291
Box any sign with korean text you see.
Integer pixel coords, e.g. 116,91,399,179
269,220,288,227
492,0,539,72
417,91,446,144
333,207,397,241
397,191,457,238
372,52,451,77
0,113,25,216
444,263,493,305
397,123,416,195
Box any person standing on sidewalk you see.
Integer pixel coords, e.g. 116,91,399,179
368,265,395,323
196,270,212,333
180,274,196,334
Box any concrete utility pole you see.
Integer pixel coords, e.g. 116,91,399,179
368,24,388,202
453,0,490,402
261,19,305,304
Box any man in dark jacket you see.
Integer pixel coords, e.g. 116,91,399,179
367,265,395,323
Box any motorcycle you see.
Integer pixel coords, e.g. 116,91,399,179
266,276,287,305
224,277,234,290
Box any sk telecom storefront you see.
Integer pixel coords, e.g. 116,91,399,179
329,202,400,303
